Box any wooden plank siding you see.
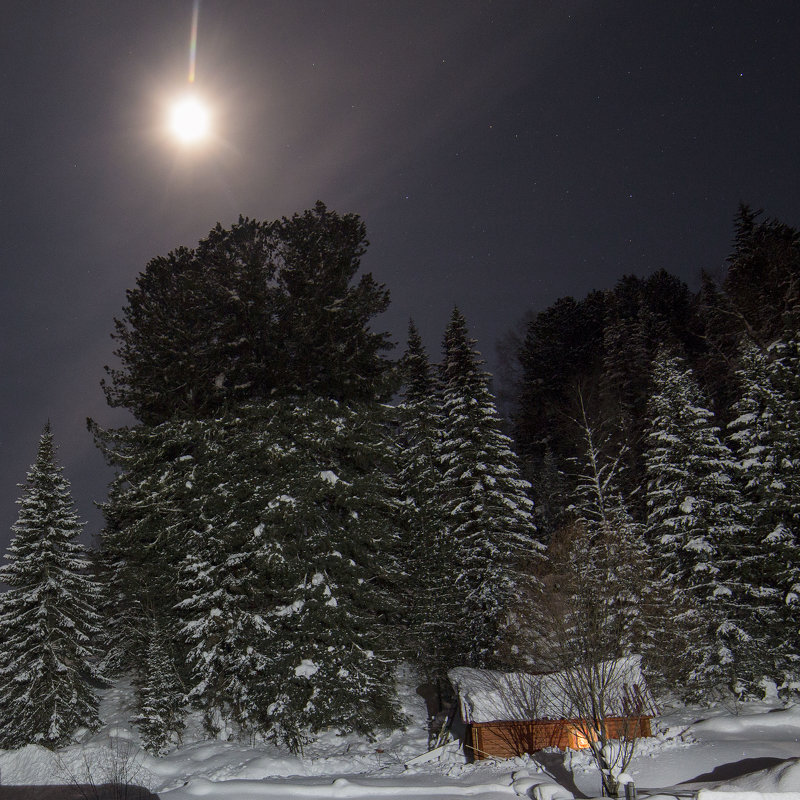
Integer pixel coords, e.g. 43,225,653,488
466,716,652,761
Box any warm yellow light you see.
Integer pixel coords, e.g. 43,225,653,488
569,725,596,750
169,94,210,143
572,731,591,749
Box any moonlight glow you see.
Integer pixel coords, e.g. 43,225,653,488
169,94,210,144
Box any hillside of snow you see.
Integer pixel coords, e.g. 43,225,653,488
1,673,800,800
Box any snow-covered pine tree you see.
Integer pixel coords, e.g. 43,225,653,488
91,417,208,674
93,412,283,737
97,398,404,747
437,308,543,668
644,351,748,697
727,340,789,689
763,337,800,615
96,205,406,748
0,424,103,749
164,400,404,748
135,618,186,754
264,565,401,753
395,321,452,679
728,337,800,688
254,398,404,749
176,521,276,739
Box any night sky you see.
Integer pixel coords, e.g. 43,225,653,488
2,1,799,551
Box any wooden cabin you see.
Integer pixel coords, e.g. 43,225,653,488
448,656,657,761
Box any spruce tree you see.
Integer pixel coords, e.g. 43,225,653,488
644,351,748,696
437,308,543,667
0,424,103,748
251,399,404,747
728,338,800,688
264,565,401,752
515,292,606,469
91,417,206,672
176,520,276,739
764,337,800,622
135,619,186,754
395,321,451,679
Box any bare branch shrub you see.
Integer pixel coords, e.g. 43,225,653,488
53,738,155,800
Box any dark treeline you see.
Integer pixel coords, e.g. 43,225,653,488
511,205,800,530
505,204,800,699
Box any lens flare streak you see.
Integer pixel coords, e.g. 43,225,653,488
188,0,200,84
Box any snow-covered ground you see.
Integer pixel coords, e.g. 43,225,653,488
1,674,800,800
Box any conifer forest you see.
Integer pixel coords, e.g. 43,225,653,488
1,201,799,755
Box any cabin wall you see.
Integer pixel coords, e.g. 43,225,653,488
466,716,652,761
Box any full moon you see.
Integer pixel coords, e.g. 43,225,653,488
169,94,210,143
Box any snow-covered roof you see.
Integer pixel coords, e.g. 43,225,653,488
449,656,656,724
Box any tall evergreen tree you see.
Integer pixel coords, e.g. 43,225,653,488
94,203,403,748
0,424,103,748
727,340,792,689
176,517,277,739
438,308,543,667
728,338,800,689
90,417,205,672
644,352,748,696
514,292,606,468
763,337,800,620
396,321,452,679
135,618,186,754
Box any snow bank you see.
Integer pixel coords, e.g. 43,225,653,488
692,708,800,737
713,759,800,793
529,784,574,800
698,792,800,800
0,744,61,784
163,774,520,799
6,673,800,800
